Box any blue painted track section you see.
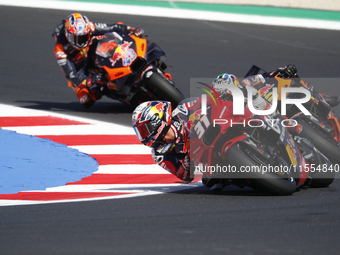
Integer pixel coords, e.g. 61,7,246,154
0,129,98,194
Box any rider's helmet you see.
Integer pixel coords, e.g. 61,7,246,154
212,73,240,92
132,101,172,147
211,73,240,99
64,13,93,49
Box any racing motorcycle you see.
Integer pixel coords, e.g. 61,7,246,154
184,97,334,195
93,30,184,108
244,65,340,165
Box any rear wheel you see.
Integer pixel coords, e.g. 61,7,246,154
297,118,340,164
308,166,335,188
309,172,335,187
224,143,297,196
143,71,184,108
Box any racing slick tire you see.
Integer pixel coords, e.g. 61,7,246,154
144,71,184,108
297,118,340,165
308,169,335,188
224,143,297,196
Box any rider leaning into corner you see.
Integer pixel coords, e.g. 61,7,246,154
132,64,340,191
52,12,144,108
252,64,340,108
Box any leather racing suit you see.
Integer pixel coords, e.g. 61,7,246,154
52,20,135,107
151,99,196,183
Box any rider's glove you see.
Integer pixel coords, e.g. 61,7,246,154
75,75,104,108
177,155,194,183
273,64,297,78
75,84,94,107
282,64,297,78
129,27,144,37
91,73,105,86
86,74,103,100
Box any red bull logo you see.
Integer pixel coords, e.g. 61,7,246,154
194,109,202,119
109,41,133,66
259,84,274,97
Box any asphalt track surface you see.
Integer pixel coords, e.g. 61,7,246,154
1,5,340,255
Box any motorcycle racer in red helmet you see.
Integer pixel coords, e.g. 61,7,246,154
131,68,302,188
52,13,143,108
132,100,194,183
131,72,278,187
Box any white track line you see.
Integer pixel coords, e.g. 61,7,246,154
95,164,170,174
2,125,135,136
70,144,151,155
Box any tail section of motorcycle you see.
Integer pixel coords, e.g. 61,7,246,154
130,66,184,108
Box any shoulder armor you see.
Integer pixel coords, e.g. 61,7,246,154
52,21,65,38
93,22,107,29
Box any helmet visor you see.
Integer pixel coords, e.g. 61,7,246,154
68,33,89,49
133,124,152,143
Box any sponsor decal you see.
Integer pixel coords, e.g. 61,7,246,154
69,71,75,79
259,84,275,97
122,48,137,66
56,51,67,59
145,70,153,79
109,41,133,66
80,95,88,104
115,71,124,77
155,102,166,113
152,121,166,141
57,59,67,66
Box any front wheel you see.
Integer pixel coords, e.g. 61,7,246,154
309,170,335,188
143,71,184,108
224,143,297,196
297,118,340,165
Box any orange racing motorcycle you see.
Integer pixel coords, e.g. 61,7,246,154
93,30,184,108
244,65,340,165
